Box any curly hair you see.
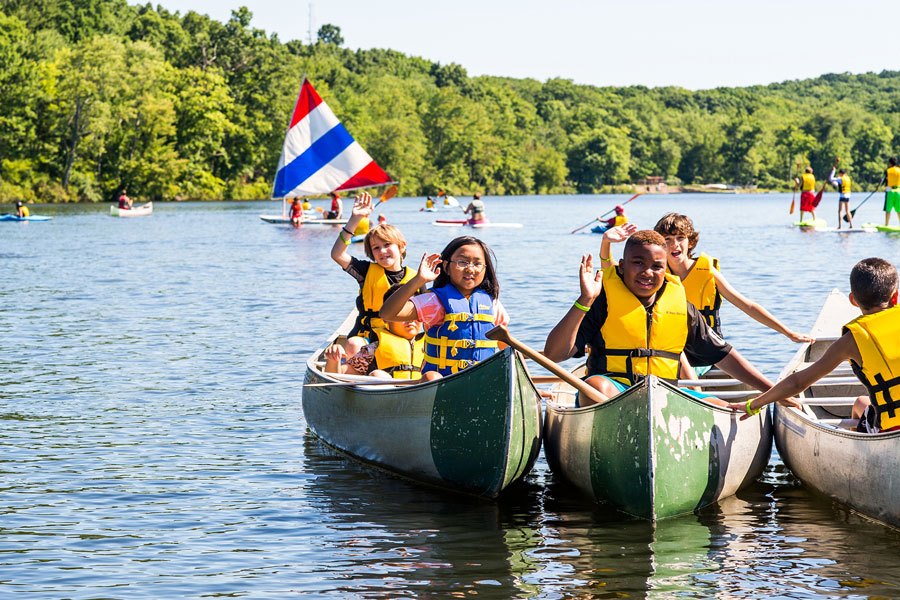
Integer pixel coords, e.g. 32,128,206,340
653,213,700,257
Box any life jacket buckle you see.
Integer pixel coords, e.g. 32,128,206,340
632,348,654,358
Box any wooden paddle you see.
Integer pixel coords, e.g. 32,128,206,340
570,192,642,234
373,185,399,208
789,161,798,215
485,326,605,405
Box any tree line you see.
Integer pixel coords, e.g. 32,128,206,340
1,0,897,202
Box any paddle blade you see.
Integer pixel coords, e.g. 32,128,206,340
812,188,825,208
789,198,795,215
374,185,398,207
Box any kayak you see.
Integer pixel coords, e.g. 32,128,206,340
590,224,610,234
433,219,523,229
110,202,153,217
0,214,52,222
792,218,827,229
259,215,348,225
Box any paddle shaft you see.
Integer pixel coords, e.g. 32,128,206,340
373,185,399,208
570,193,642,234
847,184,882,220
485,326,605,404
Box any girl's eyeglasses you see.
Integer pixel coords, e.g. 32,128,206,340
445,259,486,272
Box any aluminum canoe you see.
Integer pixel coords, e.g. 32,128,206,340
545,371,771,520
302,313,543,499
773,289,900,529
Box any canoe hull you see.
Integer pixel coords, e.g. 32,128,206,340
773,289,900,529
775,407,900,528
303,346,542,499
545,376,771,520
0,214,52,221
259,215,348,225
111,202,153,217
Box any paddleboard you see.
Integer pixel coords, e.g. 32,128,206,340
260,215,348,225
0,214,52,222
817,226,877,233
875,224,900,233
792,218,827,229
433,219,523,228
421,207,437,212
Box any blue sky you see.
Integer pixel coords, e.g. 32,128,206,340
151,0,897,90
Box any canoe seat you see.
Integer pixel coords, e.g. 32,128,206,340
816,418,858,430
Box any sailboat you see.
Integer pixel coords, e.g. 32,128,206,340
260,77,395,224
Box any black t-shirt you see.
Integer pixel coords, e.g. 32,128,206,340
345,257,411,335
573,280,732,375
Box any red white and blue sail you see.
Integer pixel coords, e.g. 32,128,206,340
272,78,394,199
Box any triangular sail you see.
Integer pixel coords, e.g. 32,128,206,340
272,77,394,199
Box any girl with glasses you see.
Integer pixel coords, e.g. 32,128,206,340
380,236,509,380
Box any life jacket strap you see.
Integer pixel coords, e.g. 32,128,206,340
425,335,498,357
443,311,494,332
871,373,900,418
422,355,475,373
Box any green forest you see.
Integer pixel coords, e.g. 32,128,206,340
1,0,898,203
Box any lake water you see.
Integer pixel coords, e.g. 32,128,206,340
3,194,900,598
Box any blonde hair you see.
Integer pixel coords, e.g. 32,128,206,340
364,223,407,260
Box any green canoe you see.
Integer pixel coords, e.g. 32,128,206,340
302,314,543,499
544,374,772,520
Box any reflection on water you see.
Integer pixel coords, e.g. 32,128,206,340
3,197,900,596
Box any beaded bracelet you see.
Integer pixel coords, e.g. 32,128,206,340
745,399,762,416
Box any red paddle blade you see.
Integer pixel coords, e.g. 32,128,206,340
812,188,824,208
789,198,795,214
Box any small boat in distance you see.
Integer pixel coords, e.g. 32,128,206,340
1,214,52,222
261,77,395,224
773,290,900,530
110,202,153,217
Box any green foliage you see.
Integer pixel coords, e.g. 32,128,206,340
0,0,897,201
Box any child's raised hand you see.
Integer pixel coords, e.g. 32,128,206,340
352,192,373,217
604,222,638,244
417,252,442,282
578,253,603,303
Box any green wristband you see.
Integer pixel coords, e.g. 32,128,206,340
745,399,762,416
573,300,591,313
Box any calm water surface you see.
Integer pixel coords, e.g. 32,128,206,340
3,195,900,598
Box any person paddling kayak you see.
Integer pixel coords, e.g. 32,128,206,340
590,205,628,234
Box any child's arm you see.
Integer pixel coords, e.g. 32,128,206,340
330,193,374,269
598,223,638,268
713,269,814,343
544,254,603,362
380,253,441,322
728,333,858,416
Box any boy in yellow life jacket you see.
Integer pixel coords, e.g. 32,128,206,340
793,166,817,224
543,227,778,406
732,258,900,433
884,156,900,227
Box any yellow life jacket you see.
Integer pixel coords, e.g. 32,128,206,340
357,263,415,338
373,328,424,379
843,307,900,431
801,172,815,192
680,253,722,335
302,201,311,210
354,217,370,235
425,198,434,208
599,267,689,385
20,206,30,217
887,166,900,189
614,215,628,227
840,174,851,195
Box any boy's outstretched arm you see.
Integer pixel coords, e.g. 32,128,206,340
713,269,814,343
330,193,373,269
715,349,774,393
380,253,441,322
728,333,858,416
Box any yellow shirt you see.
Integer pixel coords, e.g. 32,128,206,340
887,166,900,189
